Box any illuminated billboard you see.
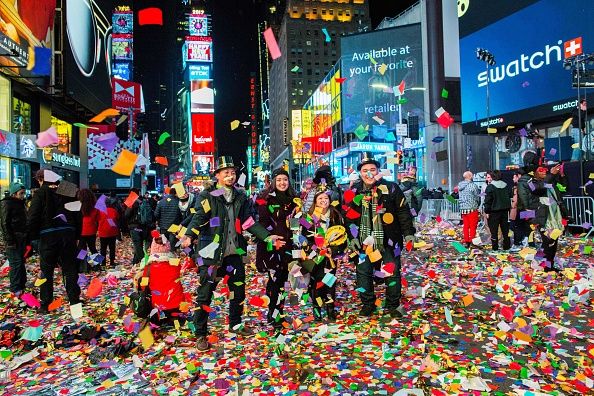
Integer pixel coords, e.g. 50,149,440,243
340,24,424,140
187,64,211,80
113,11,133,34
192,154,214,176
191,113,215,152
189,14,209,36
185,39,213,63
459,0,594,133
0,0,55,81
190,80,214,113
112,34,133,60
112,62,131,81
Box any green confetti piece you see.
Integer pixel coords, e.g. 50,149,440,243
441,88,449,98
302,293,310,303
450,241,468,253
186,362,197,373
157,131,171,145
397,97,408,105
352,194,364,206
187,322,196,333
445,194,457,204
370,57,377,65
556,183,566,192
290,65,300,72
235,248,246,255
353,124,368,140
584,245,592,254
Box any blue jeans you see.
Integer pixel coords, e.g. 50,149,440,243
7,240,26,294
356,247,402,309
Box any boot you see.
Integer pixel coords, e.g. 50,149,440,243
326,304,337,322
491,239,499,251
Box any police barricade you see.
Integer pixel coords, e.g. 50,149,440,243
420,199,444,218
440,199,461,222
562,196,594,237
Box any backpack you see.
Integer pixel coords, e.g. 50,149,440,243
138,200,154,226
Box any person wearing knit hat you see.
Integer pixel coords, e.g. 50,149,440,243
303,164,342,212
1,182,28,296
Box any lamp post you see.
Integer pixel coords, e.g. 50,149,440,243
476,48,496,169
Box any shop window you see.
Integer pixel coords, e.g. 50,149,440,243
12,97,32,135
0,76,9,131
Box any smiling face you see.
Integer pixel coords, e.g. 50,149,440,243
315,193,330,211
216,168,236,187
359,164,379,186
275,175,289,192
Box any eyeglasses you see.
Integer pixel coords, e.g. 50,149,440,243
65,0,112,77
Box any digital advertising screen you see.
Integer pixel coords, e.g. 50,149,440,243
64,0,112,113
112,61,132,81
192,155,214,176
112,11,133,34
186,39,213,63
112,34,133,60
187,64,211,80
459,0,594,133
340,24,424,141
190,80,214,113
191,113,215,153
0,0,55,81
189,14,209,36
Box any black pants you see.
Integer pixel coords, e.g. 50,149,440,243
515,218,534,246
356,247,401,310
39,230,80,307
487,210,511,250
193,255,245,336
163,231,178,252
78,235,97,272
99,236,117,266
130,227,151,265
540,229,559,268
265,265,289,322
7,240,27,294
308,259,337,310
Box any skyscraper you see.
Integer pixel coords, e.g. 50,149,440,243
268,0,370,166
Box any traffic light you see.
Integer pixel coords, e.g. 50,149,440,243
408,115,419,140
282,117,289,146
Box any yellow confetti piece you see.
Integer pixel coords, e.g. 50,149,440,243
513,331,532,343
169,258,180,266
201,199,211,213
378,63,388,75
315,297,323,307
140,277,149,287
382,212,394,224
101,379,115,389
487,127,497,134
138,326,155,349
167,224,181,233
34,278,47,287
190,207,196,214
368,250,382,263
442,291,453,300
560,117,573,133
549,228,562,240
191,228,200,235
230,120,240,130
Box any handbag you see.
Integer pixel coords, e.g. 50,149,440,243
129,264,152,318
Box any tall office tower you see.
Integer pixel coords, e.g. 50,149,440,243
268,0,370,165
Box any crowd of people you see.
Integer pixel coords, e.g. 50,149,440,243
0,149,571,352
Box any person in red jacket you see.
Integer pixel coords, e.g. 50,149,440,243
98,198,120,268
137,232,185,324
77,189,100,272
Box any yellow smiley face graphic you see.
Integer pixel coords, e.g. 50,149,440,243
458,0,470,17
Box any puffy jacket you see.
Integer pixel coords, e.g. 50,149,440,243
155,195,182,232
0,197,28,246
27,183,81,239
518,173,568,227
98,208,120,238
184,181,270,266
255,193,298,272
343,179,415,249
300,207,346,271
81,208,100,236
458,180,480,211
400,176,422,214
483,180,511,213
517,174,541,212
142,260,184,311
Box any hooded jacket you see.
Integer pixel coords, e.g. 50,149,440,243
27,183,81,239
0,197,27,246
400,176,422,213
155,195,182,233
457,180,480,211
184,181,270,266
518,172,568,227
483,180,511,213
343,179,415,249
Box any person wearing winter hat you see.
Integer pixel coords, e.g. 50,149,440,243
0,183,28,296
303,164,342,212
255,167,299,330
483,170,512,251
135,231,185,324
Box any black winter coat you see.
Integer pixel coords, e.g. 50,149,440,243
255,193,297,272
185,182,270,266
155,195,182,232
517,173,568,227
483,181,511,213
300,208,346,272
26,183,81,239
344,179,415,249
0,197,27,246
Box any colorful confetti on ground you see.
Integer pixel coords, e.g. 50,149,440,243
0,220,593,395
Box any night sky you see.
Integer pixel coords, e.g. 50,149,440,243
210,0,417,165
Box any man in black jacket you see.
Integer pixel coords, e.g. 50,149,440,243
344,152,415,319
0,183,28,295
27,170,82,313
180,156,285,351
125,188,154,265
154,188,182,251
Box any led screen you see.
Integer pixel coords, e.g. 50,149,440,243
189,14,209,36
186,40,213,63
190,80,214,113
191,113,215,153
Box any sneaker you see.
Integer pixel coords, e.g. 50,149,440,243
196,336,210,351
359,306,375,317
508,246,521,253
387,306,404,319
229,325,255,337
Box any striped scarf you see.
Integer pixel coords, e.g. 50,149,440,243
359,187,385,251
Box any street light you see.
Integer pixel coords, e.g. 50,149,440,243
476,48,497,169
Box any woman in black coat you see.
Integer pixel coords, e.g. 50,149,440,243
255,168,299,330
301,190,347,322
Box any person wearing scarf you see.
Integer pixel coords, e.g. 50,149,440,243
255,168,299,330
343,152,415,319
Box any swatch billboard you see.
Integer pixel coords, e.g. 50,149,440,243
459,0,594,133
340,24,424,141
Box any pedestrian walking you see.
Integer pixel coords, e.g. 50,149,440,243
458,171,481,248
0,183,28,296
180,156,285,351
98,198,120,268
125,188,155,266
344,152,415,319
255,167,299,330
483,170,511,251
154,188,182,250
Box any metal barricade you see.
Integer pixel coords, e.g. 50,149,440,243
421,199,444,218
563,196,594,237
440,199,461,222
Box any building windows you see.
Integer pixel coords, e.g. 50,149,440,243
0,76,10,131
12,97,32,135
